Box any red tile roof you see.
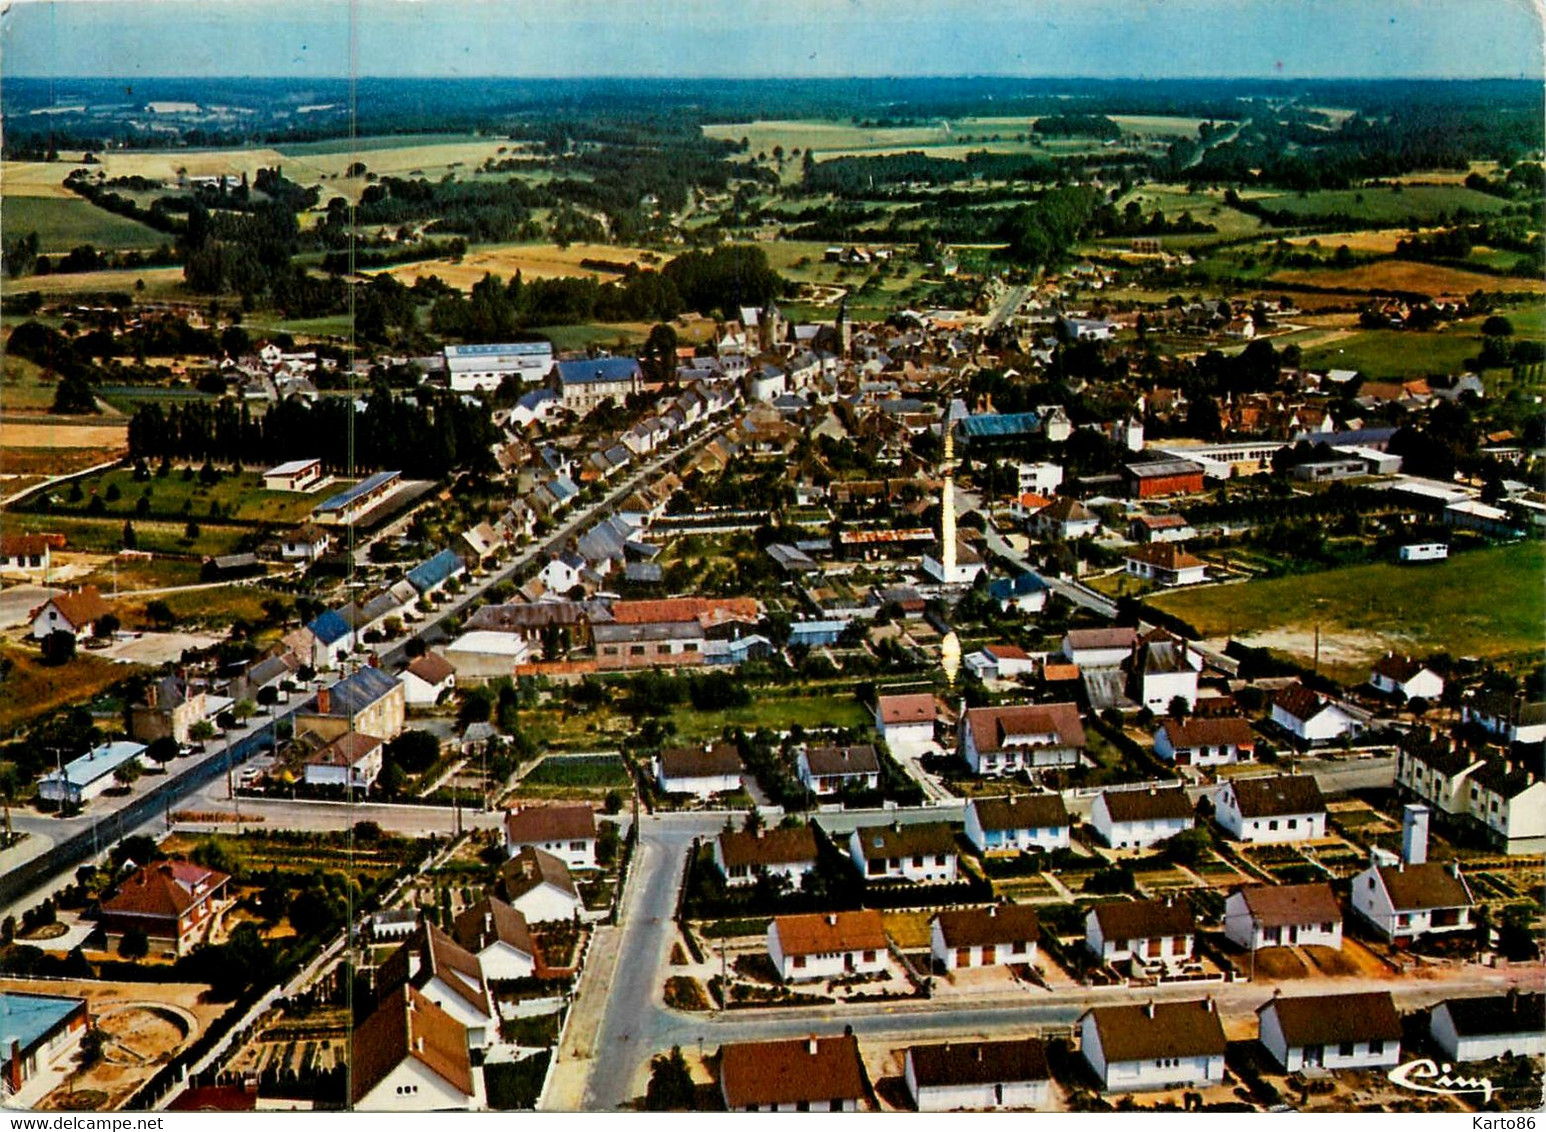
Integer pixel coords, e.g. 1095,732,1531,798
877,693,937,725
1372,653,1430,684
303,731,382,769
350,986,473,1106
32,586,110,632
406,651,455,685
376,923,491,1018
499,846,579,903
1235,883,1341,927
101,860,228,922
1091,898,1196,943
452,895,535,960
720,1034,867,1109
1125,543,1205,570
964,702,1085,755
772,910,887,957
1158,716,1256,751
610,597,760,628
1084,999,1226,1063
504,804,596,845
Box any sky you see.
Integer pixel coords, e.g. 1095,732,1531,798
3,0,1543,80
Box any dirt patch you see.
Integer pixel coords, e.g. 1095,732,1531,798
881,910,932,950
2,421,129,450
1272,260,1545,296
1248,947,1310,979
372,241,661,289
1231,626,1406,671
1285,230,1433,254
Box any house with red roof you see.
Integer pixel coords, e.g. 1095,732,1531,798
29,586,110,641
350,986,480,1111
873,693,937,746
959,703,1086,777
99,860,230,957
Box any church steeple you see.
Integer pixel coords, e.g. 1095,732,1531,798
941,423,956,580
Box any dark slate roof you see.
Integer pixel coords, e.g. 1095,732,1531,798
1099,786,1193,823
1261,991,1402,1047
907,1039,1049,1089
971,793,1069,832
1438,992,1545,1038
406,548,464,593
308,608,352,646
555,356,642,386
316,666,399,715
1091,899,1196,942
851,820,958,860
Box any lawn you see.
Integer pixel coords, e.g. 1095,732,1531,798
1272,259,1545,296
7,514,249,557
0,196,169,252
1252,185,1510,226
0,645,130,731
33,468,341,527
116,584,281,631
1151,542,1546,673
668,690,870,742
1300,327,1497,380
1112,184,1266,243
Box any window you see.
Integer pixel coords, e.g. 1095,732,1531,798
1287,819,1298,829
629,645,646,656
862,950,876,963
912,855,924,867
796,1102,810,1112
1338,1042,1355,1057
793,955,806,969
570,840,586,851
1369,1040,1384,1055
1268,820,1279,831
658,645,671,655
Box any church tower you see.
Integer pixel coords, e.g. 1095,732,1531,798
941,423,957,580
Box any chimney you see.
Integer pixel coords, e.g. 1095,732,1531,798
1143,1002,1154,1019
807,1036,818,1056
755,827,765,839
1401,804,1430,866
1205,998,1216,1013
988,905,997,918
317,687,332,714
146,681,158,709
484,912,492,935
415,1036,424,1053
1447,861,1461,879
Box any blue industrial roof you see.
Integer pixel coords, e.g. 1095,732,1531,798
317,667,399,716
38,741,146,791
317,470,401,514
445,342,551,358
308,609,353,646
0,992,85,1056
555,356,642,386
960,412,1041,439
406,548,465,593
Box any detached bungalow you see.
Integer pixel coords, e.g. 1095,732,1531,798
930,904,1040,971
350,987,478,1112
655,742,744,798
1214,774,1327,843
874,693,937,746
29,586,109,641
798,745,880,795
400,652,455,706
1223,883,1343,952
959,703,1086,777
375,924,494,1048
1123,544,1207,587
1429,992,1546,1062
498,847,582,924
1063,628,1137,669
719,1034,867,1113
904,1039,1050,1112
767,910,889,982
450,896,537,982
714,826,819,889
1089,786,1193,850
964,794,1070,854
1351,861,1474,942
1257,991,1402,1073
1271,684,1364,745
1085,898,1196,967
964,643,1037,681
847,821,959,883
1369,654,1444,702
1078,999,1226,1092
1153,716,1255,766
503,804,597,870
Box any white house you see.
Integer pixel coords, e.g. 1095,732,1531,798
655,742,744,798
767,910,889,982
1084,899,1196,967
450,896,537,982
1271,684,1365,745
400,651,456,706
350,987,479,1111
719,1035,866,1113
1257,991,1402,1073
1078,1000,1227,1093
302,732,384,793
874,693,937,747
1123,544,1208,587
1126,634,1200,714
29,587,109,641
376,924,494,1048
964,644,1037,682
798,744,881,795
1222,883,1343,952
499,847,583,924
503,804,597,870
1153,716,1255,766
1016,461,1064,496
1214,774,1327,843
930,904,1040,972
904,1039,1050,1112
1369,654,1445,702
964,794,1070,854
1351,861,1475,942
713,826,819,889
1033,496,1101,540
1429,992,1546,1062
279,523,332,562
1462,693,1546,745
1462,758,1546,855
1062,628,1137,669
1089,786,1193,849
847,821,958,883
959,703,1086,776
537,551,586,595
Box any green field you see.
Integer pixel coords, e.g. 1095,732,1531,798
0,196,169,252
1151,542,1545,674
1300,328,1493,380
1252,185,1509,226
668,690,869,742
34,468,343,527
1112,184,1266,243
522,754,630,789
8,514,251,557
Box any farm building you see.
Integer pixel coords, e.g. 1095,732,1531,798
1125,459,1205,499
314,470,402,525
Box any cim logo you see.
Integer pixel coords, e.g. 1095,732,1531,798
1388,1058,1494,1104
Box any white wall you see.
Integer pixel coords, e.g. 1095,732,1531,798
1430,1006,1546,1062
509,884,582,925
1259,1010,1400,1072
356,1057,475,1112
